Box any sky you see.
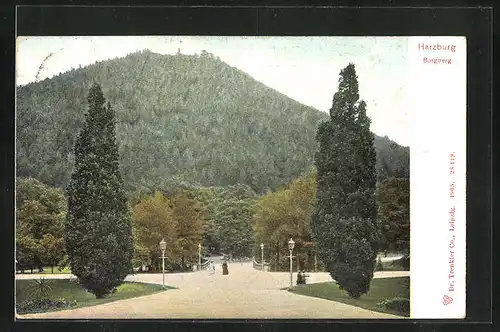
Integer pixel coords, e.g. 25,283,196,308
16,36,409,146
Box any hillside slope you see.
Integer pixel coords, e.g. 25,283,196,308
16,50,408,194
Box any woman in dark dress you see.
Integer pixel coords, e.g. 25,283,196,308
222,261,229,275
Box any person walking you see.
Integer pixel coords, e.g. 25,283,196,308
210,260,215,274
222,261,229,275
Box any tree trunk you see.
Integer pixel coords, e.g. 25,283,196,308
51,265,54,273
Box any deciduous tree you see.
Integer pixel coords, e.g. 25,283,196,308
39,234,65,273
132,191,176,271
214,197,255,258
170,190,204,269
376,177,410,253
16,177,66,272
253,171,316,271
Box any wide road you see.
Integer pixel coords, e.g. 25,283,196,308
17,262,408,319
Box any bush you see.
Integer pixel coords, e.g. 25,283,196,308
16,298,77,314
377,297,410,315
26,278,53,300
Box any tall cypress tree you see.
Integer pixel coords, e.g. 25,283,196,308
312,64,380,298
65,83,133,298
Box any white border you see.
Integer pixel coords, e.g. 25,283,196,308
409,36,466,319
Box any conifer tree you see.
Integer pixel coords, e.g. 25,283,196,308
312,64,381,298
65,83,133,298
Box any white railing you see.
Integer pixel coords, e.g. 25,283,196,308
200,259,210,270
252,257,270,271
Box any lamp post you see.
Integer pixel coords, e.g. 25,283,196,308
288,238,295,288
159,238,166,286
260,243,265,272
198,243,202,271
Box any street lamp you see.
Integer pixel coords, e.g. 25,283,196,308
260,243,265,272
198,243,202,271
288,238,295,288
159,238,166,286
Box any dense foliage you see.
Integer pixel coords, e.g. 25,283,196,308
170,190,205,268
132,190,204,271
312,63,381,298
16,177,67,273
132,191,176,271
253,170,318,271
16,298,77,314
374,136,410,181
16,50,408,195
186,184,257,258
376,176,410,253
377,294,410,316
65,83,133,298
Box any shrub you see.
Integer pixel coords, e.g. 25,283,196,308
16,298,77,314
377,297,410,315
26,278,53,300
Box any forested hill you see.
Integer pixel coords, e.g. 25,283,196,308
16,49,409,194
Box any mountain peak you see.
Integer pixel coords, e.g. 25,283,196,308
16,50,408,193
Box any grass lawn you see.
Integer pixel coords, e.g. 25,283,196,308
40,266,72,274
16,279,174,314
288,277,410,317
16,266,72,274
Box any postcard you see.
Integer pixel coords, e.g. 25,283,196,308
15,35,465,319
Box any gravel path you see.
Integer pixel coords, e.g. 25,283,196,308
16,262,408,319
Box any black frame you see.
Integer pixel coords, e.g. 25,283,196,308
1,4,493,332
